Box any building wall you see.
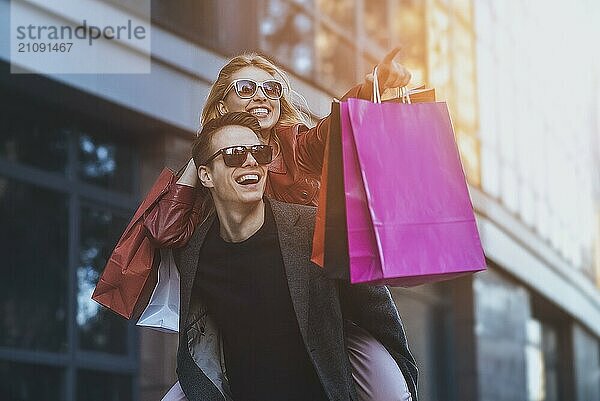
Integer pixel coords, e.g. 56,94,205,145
474,0,600,282
472,1,600,400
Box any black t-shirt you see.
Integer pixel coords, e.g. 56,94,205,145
193,201,328,401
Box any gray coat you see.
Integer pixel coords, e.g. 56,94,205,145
173,199,418,401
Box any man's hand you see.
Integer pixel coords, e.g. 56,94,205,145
365,47,412,90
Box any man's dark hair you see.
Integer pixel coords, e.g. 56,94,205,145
192,112,262,168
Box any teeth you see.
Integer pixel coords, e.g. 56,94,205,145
250,108,269,116
236,174,260,184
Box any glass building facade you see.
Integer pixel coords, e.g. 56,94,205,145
1,0,599,400
0,87,140,399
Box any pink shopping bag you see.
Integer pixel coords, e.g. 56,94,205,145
341,98,486,285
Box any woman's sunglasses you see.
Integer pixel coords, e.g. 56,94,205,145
223,79,285,100
203,144,273,167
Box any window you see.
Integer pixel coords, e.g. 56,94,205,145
526,319,560,401
528,292,574,401
257,0,427,96
0,92,139,401
0,180,69,352
364,0,390,48
259,0,316,78
77,370,133,401
0,115,68,173
573,325,600,401
392,283,455,401
150,0,218,49
150,0,258,56
0,361,66,401
474,269,531,401
77,204,130,355
314,24,356,94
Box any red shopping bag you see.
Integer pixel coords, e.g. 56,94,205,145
92,168,177,318
311,102,350,280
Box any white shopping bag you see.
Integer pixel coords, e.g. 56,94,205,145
136,249,180,333
161,381,188,401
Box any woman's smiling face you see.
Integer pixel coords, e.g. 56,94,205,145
219,66,282,136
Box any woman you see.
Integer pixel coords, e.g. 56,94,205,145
145,48,410,244
145,51,416,401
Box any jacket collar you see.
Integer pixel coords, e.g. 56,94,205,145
268,152,286,174
178,211,215,327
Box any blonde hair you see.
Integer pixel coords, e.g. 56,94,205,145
200,53,311,134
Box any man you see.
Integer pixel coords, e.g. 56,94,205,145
173,112,417,401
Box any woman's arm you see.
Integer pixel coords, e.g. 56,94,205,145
143,159,203,248
293,48,411,176
292,83,372,175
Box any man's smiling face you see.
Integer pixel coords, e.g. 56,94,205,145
199,125,268,207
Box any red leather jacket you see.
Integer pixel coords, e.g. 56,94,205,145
144,84,372,247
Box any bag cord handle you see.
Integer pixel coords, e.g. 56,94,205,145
372,65,411,104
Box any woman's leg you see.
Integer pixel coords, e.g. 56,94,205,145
346,322,413,401
161,325,412,401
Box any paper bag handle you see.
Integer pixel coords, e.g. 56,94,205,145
372,65,411,104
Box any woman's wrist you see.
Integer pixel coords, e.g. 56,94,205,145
165,182,197,205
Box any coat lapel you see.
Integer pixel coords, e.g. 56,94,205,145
174,212,216,328
176,200,312,340
270,200,311,342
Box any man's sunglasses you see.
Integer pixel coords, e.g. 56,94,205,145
203,144,273,167
223,79,285,100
